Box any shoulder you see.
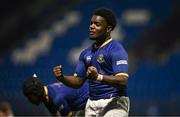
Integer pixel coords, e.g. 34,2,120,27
48,82,64,89
108,40,128,58
79,44,92,57
111,40,123,48
48,83,72,97
111,40,127,52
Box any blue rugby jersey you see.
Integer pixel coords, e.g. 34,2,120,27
74,38,128,100
47,81,89,116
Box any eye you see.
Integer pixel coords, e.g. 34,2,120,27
96,22,101,26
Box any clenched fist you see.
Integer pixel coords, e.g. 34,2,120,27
87,66,98,81
53,65,64,81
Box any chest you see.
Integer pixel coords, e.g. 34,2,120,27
84,48,111,67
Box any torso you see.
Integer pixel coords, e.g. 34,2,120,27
78,39,128,100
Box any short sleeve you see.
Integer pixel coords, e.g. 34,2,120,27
74,51,87,81
111,44,128,77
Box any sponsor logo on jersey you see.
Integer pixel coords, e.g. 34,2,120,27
86,56,91,62
97,54,105,63
116,60,127,65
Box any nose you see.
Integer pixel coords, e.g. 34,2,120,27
89,23,95,30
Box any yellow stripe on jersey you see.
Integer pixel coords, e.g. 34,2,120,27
100,38,112,48
115,73,129,78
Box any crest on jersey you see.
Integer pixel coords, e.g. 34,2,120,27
97,54,105,63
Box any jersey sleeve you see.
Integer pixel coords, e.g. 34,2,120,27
74,51,87,81
111,45,128,77
45,98,71,116
47,84,72,116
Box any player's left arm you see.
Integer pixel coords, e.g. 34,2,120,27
87,66,128,86
87,45,128,86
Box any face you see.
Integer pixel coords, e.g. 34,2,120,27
89,15,108,40
27,94,41,105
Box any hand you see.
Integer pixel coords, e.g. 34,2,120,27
53,65,64,81
87,66,98,80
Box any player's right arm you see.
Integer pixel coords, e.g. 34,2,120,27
53,65,84,88
53,50,87,88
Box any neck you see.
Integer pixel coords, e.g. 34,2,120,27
95,36,111,47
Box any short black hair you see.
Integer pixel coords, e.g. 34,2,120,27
93,8,117,30
22,76,44,98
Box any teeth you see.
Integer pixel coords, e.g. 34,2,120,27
33,74,37,78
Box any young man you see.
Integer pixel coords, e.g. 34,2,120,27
22,74,89,116
53,8,130,117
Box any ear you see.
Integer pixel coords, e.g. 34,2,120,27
106,26,113,33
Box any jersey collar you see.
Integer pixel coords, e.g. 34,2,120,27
100,38,112,48
94,38,113,49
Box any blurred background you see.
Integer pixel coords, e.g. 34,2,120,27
0,0,180,116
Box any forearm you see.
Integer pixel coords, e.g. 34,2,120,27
87,66,128,86
100,75,128,86
57,76,83,88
